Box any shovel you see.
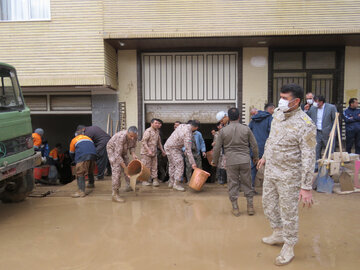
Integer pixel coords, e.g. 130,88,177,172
334,113,354,191
316,165,334,193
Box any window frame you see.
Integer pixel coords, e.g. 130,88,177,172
0,0,51,22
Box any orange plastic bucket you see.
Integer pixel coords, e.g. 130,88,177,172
34,167,42,180
41,165,50,177
189,168,211,191
127,160,151,181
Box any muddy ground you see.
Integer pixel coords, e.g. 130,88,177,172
0,179,359,270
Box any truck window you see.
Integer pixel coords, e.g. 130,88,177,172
0,68,24,111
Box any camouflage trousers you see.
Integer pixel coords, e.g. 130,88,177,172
226,163,254,202
262,177,300,246
185,154,202,182
165,148,183,183
141,154,158,180
109,156,130,191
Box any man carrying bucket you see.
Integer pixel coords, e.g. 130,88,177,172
141,118,166,187
212,107,258,217
164,120,199,191
257,83,316,266
107,126,138,203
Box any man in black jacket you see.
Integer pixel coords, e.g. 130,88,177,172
76,125,111,180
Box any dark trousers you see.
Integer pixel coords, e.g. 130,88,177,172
96,146,109,178
316,130,335,169
226,163,254,202
346,130,360,154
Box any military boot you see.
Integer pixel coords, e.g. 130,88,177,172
231,200,240,217
262,228,284,245
173,182,185,192
275,243,295,266
112,190,125,203
168,179,174,189
246,197,255,216
142,180,151,186
152,178,160,187
87,174,95,188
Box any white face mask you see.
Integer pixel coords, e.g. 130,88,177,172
313,102,318,108
307,99,313,105
278,98,290,112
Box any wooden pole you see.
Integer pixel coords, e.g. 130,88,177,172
106,114,110,134
115,120,119,133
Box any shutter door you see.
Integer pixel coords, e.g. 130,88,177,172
24,95,47,111
50,95,92,111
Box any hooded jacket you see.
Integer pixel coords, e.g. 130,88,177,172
249,110,272,158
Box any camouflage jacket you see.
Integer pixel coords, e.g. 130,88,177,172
263,107,316,190
164,124,195,165
141,127,162,157
107,130,137,164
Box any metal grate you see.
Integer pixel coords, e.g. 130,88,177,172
142,52,237,103
119,102,126,130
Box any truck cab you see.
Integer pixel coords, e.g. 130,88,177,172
0,62,41,203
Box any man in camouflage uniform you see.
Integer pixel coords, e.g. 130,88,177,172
184,132,201,183
257,83,316,266
141,119,166,187
107,126,138,203
164,120,199,191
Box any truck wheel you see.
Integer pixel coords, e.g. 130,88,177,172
1,169,34,203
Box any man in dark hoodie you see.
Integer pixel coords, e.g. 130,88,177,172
249,103,275,186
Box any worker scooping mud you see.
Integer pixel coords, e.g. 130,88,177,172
164,120,199,191
107,126,138,203
69,134,97,198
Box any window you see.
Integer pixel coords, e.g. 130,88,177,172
0,68,24,112
0,0,50,21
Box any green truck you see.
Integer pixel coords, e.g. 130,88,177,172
0,62,41,203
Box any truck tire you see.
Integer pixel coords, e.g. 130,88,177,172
1,169,34,203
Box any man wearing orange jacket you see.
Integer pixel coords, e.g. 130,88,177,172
69,133,97,198
32,128,44,151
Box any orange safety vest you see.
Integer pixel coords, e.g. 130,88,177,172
49,148,59,160
69,135,93,154
32,133,42,147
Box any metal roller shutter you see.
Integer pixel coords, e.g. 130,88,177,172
50,95,92,111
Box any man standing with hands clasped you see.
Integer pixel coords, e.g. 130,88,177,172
257,83,316,266
141,118,166,187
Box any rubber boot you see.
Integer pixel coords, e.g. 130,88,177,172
152,178,160,187
112,189,125,203
231,200,240,217
87,174,95,188
72,176,86,198
275,243,295,266
173,181,185,192
262,228,284,245
247,197,255,216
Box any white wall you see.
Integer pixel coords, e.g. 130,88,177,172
344,46,360,104
242,48,269,124
118,50,138,128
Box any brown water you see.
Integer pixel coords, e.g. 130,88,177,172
0,181,359,270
